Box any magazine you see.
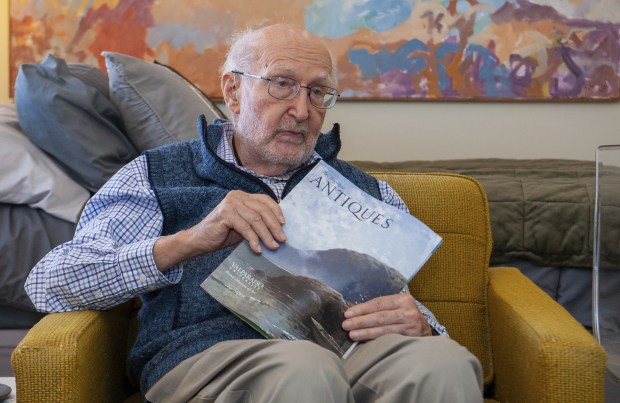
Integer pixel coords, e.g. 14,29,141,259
201,160,442,358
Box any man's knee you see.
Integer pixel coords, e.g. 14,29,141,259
257,341,353,402
424,337,482,378
408,336,483,402
350,334,483,402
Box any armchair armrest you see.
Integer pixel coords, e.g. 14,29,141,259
488,267,606,403
11,303,135,403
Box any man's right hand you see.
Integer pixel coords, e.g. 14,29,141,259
153,190,286,271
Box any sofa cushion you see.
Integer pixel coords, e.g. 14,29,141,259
0,203,76,312
0,104,89,223
352,159,619,269
103,52,226,152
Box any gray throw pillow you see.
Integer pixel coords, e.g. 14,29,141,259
103,52,227,151
14,54,137,193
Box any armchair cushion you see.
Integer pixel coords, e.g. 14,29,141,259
371,172,494,385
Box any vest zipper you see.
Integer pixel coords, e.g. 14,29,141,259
281,160,320,199
199,115,321,202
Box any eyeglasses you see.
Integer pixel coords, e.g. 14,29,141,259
231,70,340,109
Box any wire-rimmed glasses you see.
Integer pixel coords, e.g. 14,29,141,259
231,70,340,109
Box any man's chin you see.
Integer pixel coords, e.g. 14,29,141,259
269,150,312,171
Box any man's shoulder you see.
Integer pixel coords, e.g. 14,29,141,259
328,159,373,178
145,138,201,157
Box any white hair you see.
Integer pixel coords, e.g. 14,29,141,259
221,27,258,76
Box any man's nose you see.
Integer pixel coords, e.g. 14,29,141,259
287,88,311,121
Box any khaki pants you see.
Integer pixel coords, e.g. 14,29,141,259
146,334,483,403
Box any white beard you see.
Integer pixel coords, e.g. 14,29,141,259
234,100,316,172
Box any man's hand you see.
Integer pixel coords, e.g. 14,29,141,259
153,190,286,271
342,293,432,341
190,190,286,254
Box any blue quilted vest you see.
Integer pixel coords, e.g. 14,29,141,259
129,116,382,394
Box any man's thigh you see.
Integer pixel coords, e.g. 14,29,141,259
146,336,482,403
345,334,483,403
146,339,353,403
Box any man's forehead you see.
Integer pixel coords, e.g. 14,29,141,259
258,49,334,81
244,26,334,82
266,63,331,81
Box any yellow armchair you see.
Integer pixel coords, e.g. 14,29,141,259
12,173,606,402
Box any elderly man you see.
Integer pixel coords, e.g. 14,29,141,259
26,24,483,402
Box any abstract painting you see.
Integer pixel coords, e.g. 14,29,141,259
9,0,620,101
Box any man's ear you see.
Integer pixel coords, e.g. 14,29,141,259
222,72,241,114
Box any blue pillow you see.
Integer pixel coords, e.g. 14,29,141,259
15,54,138,193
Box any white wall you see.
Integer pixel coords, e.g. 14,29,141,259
322,101,620,162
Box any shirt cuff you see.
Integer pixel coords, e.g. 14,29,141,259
117,238,183,293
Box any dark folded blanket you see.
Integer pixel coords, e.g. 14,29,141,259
352,159,620,269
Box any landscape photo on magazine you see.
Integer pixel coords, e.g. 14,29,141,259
202,160,442,358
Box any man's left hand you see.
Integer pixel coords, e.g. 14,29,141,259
342,293,432,341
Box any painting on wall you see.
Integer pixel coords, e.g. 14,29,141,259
9,0,620,101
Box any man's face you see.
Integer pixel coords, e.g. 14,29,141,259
231,32,335,176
